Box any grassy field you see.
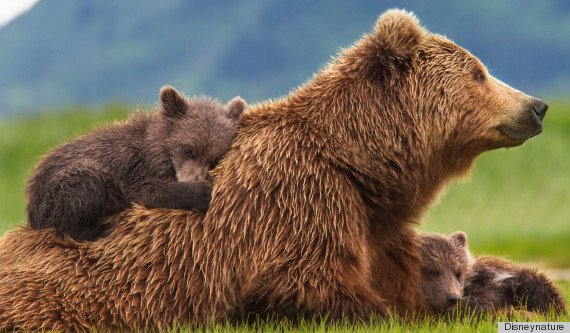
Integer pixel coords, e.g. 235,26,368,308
185,297,570,332
186,281,570,332
0,102,569,331
191,281,570,331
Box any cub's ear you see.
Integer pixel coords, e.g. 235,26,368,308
159,86,188,118
450,231,468,247
226,96,246,121
372,8,425,61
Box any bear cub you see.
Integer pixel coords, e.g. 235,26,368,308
419,232,566,316
26,86,245,242
419,232,473,313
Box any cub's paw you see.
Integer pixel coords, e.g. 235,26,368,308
184,179,213,211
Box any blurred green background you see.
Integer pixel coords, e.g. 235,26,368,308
0,1,568,270
1,1,570,116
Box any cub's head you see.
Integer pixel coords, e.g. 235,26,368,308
158,86,246,182
419,231,473,313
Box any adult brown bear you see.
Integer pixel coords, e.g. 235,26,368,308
0,9,547,331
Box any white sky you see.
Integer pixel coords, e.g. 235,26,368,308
0,0,39,27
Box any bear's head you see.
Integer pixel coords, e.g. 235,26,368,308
329,9,547,180
412,18,547,151
158,86,246,182
419,232,473,313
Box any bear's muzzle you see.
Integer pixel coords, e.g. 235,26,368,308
498,98,548,143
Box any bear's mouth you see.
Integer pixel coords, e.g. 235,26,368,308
496,100,547,145
497,124,541,144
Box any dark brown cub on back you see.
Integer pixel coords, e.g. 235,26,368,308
26,86,245,241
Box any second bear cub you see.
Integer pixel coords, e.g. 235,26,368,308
419,232,566,316
26,86,245,241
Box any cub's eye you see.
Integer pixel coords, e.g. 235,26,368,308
422,268,441,277
183,148,194,158
455,271,462,280
474,70,485,83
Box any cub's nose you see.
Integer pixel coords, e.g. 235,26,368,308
531,99,548,122
446,294,461,306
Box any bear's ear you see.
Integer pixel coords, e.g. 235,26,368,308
372,8,425,61
159,85,188,118
226,96,246,121
450,231,468,248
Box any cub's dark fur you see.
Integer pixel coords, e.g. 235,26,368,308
419,232,566,316
26,86,245,241
463,255,566,316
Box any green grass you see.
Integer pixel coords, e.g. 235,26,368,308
180,281,569,332
0,103,569,331
181,282,570,332
184,312,567,333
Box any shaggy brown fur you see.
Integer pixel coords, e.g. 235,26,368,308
26,86,245,241
0,207,210,331
419,232,567,317
0,9,548,330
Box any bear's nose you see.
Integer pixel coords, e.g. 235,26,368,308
531,99,548,122
446,294,461,306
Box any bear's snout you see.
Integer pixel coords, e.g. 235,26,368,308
518,98,548,138
497,97,548,144
531,99,548,122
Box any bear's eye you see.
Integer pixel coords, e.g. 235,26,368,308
417,50,427,60
183,148,194,158
455,271,462,280
474,70,485,83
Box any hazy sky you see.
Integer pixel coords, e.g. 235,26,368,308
0,0,39,27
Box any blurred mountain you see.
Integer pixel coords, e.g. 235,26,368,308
0,0,569,116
